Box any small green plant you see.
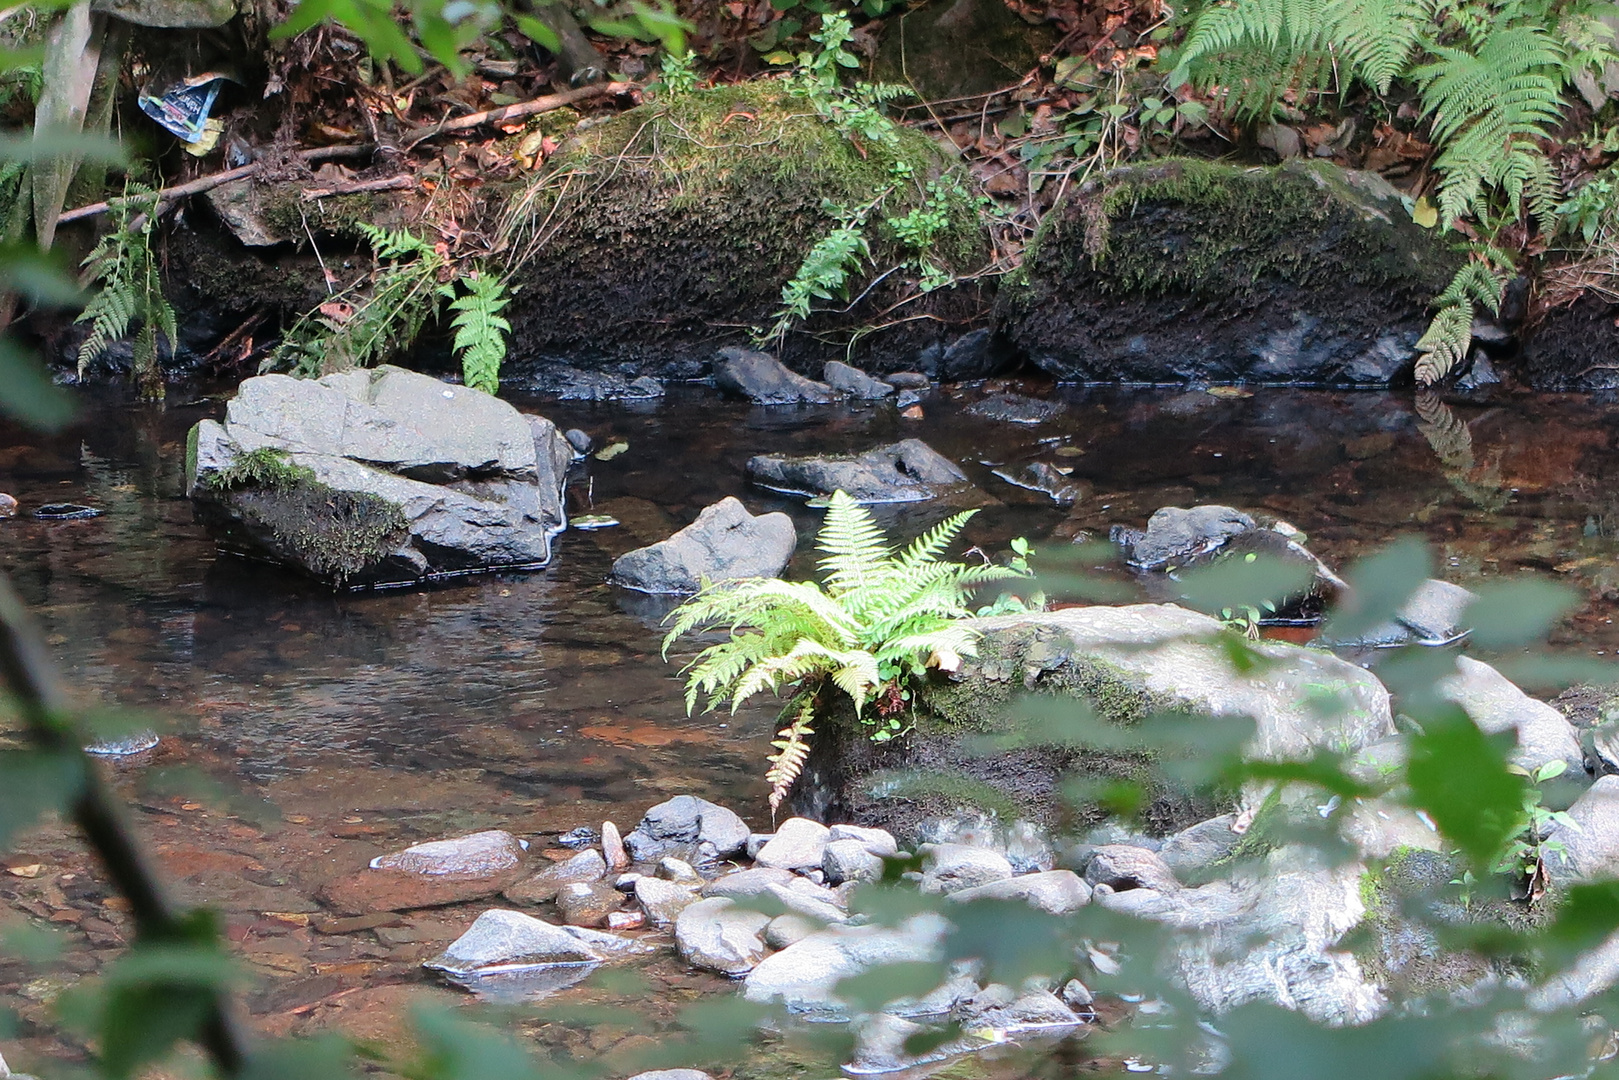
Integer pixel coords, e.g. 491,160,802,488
200,447,315,492
447,268,511,394
76,182,176,402
663,490,1021,811
767,200,874,343
1495,758,1580,888
974,537,1049,615
656,47,701,95
1414,241,1513,384
1556,171,1619,245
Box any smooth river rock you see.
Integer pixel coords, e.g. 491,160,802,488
919,843,1013,894
326,831,530,913
674,897,772,975
424,909,652,976
713,347,835,404
743,913,951,1016
1438,656,1583,775
505,848,606,905
624,795,751,861
946,870,1092,914
610,497,796,595
754,818,831,871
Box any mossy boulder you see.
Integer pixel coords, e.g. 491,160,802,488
997,158,1462,386
1520,294,1619,391
498,81,992,378
187,367,573,588
794,604,1396,841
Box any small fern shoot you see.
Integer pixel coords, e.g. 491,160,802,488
1415,244,1510,384
76,183,175,402
768,208,872,343
449,269,512,395
664,490,1023,811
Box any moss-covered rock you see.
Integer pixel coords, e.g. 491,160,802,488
1520,294,1619,391
998,158,1461,386
499,81,992,377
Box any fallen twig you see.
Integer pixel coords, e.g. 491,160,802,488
57,144,375,225
400,81,637,148
302,174,415,199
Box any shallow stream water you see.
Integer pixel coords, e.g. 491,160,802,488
2,380,1619,1075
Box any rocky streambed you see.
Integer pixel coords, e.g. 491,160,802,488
5,372,1619,1075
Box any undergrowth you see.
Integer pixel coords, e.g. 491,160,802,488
76,182,175,402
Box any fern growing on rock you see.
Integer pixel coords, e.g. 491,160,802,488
76,183,175,402
663,490,1022,813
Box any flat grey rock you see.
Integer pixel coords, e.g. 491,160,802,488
634,876,701,927
611,497,796,595
1085,845,1181,893
505,848,606,905
1547,775,1619,882
424,909,650,976
828,824,899,856
755,818,831,871
946,870,1091,914
188,367,571,587
747,439,968,503
743,914,950,1015
372,830,526,876
703,867,797,899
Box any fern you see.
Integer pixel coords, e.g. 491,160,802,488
75,182,175,402
269,224,453,377
765,697,816,814
664,490,1024,807
1415,245,1509,384
449,269,511,395
768,208,872,342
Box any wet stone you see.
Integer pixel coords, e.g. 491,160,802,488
967,392,1064,425
702,867,796,899
634,877,700,927
1084,845,1181,893
505,848,605,905
624,1071,715,1080
713,347,834,405
656,857,702,885
325,831,529,914
371,831,526,876
953,987,1082,1032
602,821,629,870
556,881,623,928
674,897,771,976
626,796,750,861
424,909,652,976
884,371,931,390
755,818,831,871
610,497,796,595
0,492,15,517
991,462,1087,505
919,844,1013,895
823,360,896,399
829,824,899,857
746,439,969,504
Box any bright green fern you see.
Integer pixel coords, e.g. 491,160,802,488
76,182,176,402
1415,241,1512,383
449,268,511,395
663,490,1022,812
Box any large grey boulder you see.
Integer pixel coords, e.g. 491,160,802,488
946,870,1091,914
754,818,831,871
1438,657,1583,776
610,498,796,595
1094,845,1383,1025
743,913,950,1015
1546,775,1619,882
187,367,572,587
971,605,1395,787
713,347,835,404
747,439,969,503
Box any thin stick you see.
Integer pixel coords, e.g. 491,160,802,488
57,144,375,225
301,174,414,199
399,82,636,148
0,575,251,1075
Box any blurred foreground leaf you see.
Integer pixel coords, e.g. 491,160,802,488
1405,703,1524,868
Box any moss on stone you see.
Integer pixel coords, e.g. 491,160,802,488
261,189,377,241
498,80,991,372
200,446,316,492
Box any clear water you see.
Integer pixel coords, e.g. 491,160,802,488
2,380,1618,1072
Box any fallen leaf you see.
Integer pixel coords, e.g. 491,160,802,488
7,865,42,878
594,441,629,461
1412,196,1438,228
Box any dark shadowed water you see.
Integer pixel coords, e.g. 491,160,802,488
2,380,1618,1074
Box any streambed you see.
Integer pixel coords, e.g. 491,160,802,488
2,381,1618,1074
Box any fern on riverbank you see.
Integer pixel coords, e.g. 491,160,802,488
76,183,175,402
664,491,1021,813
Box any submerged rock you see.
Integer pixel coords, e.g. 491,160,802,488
1118,505,1256,569
328,831,530,913
425,909,652,976
967,392,1064,425
610,497,796,595
747,439,969,503
187,367,572,587
999,159,1460,386
514,364,665,400
990,462,1085,505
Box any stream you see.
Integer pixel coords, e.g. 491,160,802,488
2,380,1618,1075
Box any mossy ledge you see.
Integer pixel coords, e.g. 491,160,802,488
793,621,1220,840
997,157,1462,386
196,448,410,585
497,81,993,377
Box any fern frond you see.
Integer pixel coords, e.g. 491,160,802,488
449,270,511,395
816,491,894,597
1414,302,1473,384
765,698,816,814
